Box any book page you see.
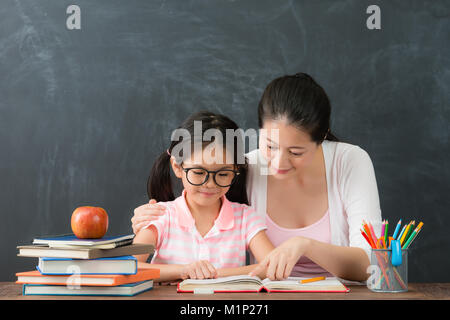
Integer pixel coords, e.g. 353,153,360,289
180,275,262,285
262,276,341,285
262,277,348,291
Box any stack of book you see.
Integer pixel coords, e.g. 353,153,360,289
16,234,159,296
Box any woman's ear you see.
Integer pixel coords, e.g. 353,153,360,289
170,157,183,179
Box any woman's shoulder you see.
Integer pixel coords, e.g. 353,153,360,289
323,140,372,164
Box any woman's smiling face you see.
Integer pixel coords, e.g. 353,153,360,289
259,117,320,180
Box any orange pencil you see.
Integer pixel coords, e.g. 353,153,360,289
363,221,378,248
301,276,326,284
368,223,379,246
388,236,394,248
361,229,376,248
378,238,383,249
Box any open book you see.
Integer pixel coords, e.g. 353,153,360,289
177,275,349,293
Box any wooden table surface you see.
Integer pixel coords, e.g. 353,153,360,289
1,282,449,300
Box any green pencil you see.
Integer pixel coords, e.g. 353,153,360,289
404,220,415,244
384,220,388,244
403,222,423,249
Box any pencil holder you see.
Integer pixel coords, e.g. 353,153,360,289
367,247,408,293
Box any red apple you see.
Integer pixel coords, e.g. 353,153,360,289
71,206,109,239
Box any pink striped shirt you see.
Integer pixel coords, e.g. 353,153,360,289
145,190,267,268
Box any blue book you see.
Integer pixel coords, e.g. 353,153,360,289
37,256,138,275
23,280,153,296
33,234,134,249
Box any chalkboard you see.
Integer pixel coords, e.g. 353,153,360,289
1,0,449,282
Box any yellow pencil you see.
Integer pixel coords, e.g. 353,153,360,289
400,221,412,246
300,276,326,284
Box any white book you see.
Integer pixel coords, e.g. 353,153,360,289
33,234,134,248
37,256,138,275
23,280,153,296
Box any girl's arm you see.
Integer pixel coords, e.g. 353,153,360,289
133,226,184,282
217,230,275,278
133,226,219,282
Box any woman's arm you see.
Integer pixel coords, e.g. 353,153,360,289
131,199,166,234
306,238,370,281
250,236,370,281
296,146,378,281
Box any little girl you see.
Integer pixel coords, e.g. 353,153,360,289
133,111,275,282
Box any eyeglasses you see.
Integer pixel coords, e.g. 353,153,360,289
180,165,240,187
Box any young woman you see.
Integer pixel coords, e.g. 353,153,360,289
132,73,382,282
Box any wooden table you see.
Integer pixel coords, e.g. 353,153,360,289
1,282,449,300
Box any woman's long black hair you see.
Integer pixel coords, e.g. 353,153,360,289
147,111,249,204
258,72,339,143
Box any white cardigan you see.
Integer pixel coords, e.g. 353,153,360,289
245,140,382,261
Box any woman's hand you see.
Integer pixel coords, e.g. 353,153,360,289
180,260,218,280
249,236,311,280
131,199,167,234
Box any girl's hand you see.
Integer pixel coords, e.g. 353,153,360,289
249,236,311,281
180,261,218,280
131,199,167,234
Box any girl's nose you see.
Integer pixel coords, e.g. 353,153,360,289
204,173,216,187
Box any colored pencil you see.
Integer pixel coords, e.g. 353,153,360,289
406,225,423,248
404,222,423,249
378,238,383,249
404,220,415,244
361,229,375,248
393,266,407,290
375,251,392,289
400,222,412,246
392,219,402,239
384,220,389,244
362,222,376,247
368,222,379,247
388,236,394,249
397,225,407,241
361,225,392,290
300,276,326,284
382,237,387,249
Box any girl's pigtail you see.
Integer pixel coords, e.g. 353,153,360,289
147,150,175,202
225,164,249,205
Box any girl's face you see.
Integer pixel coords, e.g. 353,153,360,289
171,147,236,207
259,118,320,180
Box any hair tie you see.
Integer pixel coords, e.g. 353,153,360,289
166,149,171,156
